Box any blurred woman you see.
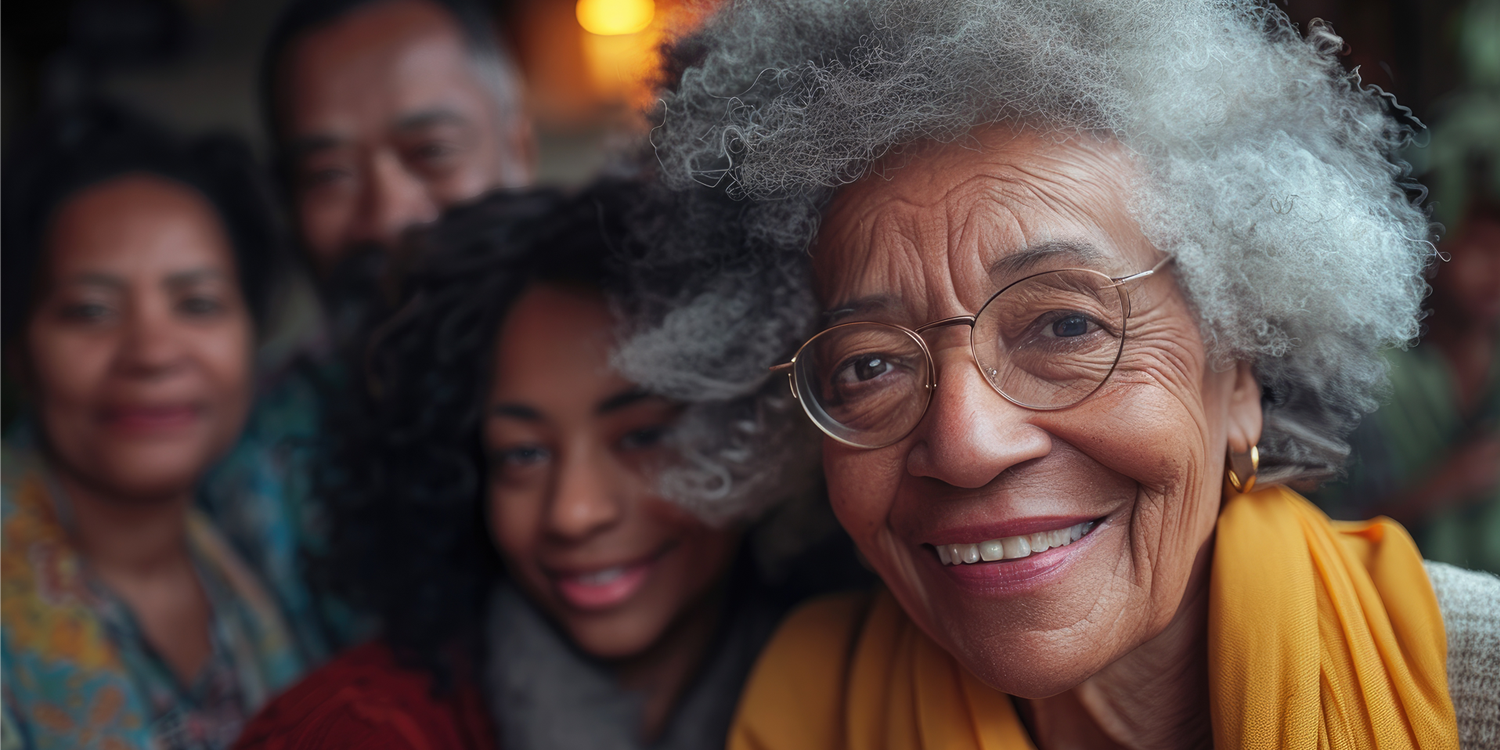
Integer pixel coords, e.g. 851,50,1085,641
1,104,305,749
233,184,806,750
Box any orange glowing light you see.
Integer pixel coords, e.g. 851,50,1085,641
576,0,655,36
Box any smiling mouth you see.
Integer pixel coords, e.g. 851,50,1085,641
547,543,677,611
100,404,202,432
931,519,1100,565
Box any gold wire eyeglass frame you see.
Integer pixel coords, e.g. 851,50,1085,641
770,256,1174,449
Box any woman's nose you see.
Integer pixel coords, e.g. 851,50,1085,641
546,446,626,540
115,303,187,380
905,347,1051,488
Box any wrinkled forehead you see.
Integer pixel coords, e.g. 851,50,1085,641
811,129,1157,321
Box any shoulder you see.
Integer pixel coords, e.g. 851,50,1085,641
747,589,876,690
1424,561,1500,750
232,641,493,750
729,590,876,750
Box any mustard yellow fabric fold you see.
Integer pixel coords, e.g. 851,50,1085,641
728,487,1457,749
1210,487,1456,749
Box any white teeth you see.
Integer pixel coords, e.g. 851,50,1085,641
1003,536,1031,558
576,566,625,585
933,521,1097,566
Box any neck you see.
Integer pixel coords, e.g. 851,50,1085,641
612,581,729,743
1021,536,1215,750
53,468,194,576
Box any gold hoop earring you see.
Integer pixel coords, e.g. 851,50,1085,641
1226,445,1259,494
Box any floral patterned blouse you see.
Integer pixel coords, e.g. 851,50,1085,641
1,440,307,750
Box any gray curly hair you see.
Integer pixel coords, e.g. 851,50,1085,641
617,0,1434,521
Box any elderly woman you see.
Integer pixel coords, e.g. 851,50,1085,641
621,0,1500,747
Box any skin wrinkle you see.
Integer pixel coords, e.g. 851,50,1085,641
813,129,1262,749
637,0,1433,520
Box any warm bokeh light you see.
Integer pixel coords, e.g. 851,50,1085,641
576,0,656,36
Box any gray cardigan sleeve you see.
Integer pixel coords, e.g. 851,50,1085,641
1425,561,1500,750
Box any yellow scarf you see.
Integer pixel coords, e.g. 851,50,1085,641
728,487,1457,749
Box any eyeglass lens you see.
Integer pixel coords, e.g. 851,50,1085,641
793,269,1129,448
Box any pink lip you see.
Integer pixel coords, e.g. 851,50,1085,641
922,517,1109,596
547,545,674,612
98,404,202,434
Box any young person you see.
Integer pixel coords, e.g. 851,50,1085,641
234,184,805,750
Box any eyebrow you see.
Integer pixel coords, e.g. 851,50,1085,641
987,240,1107,278
596,389,654,415
393,108,471,134
65,272,126,290
490,403,542,422
821,240,1109,323
487,388,659,423
164,269,227,290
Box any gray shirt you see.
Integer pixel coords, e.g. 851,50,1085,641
483,581,780,750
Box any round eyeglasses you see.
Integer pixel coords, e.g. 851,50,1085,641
771,257,1172,449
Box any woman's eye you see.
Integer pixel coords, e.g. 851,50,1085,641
620,425,669,451
1050,314,1092,337
493,446,550,468
835,355,895,385
178,296,225,317
59,302,113,323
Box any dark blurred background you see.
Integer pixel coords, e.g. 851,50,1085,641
0,0,1482,197
2,0,698,183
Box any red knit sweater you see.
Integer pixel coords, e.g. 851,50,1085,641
233,642,495,750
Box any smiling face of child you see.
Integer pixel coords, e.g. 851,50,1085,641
483,282,741,659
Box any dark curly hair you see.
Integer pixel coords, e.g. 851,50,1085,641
1,99,282,346
316,183,629,677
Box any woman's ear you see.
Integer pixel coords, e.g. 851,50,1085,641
1225,360,1262,454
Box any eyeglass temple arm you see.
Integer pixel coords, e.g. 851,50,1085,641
1110,255,1174,285
769,362,794,373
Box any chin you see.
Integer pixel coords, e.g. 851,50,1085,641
943,625,1121,699
563,611,664,661
93,457,205,502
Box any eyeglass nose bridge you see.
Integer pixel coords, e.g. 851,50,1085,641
909,314,980,393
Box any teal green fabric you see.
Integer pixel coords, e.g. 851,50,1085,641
1313,341,1500,574
1,440,307,750
198,358,369,661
